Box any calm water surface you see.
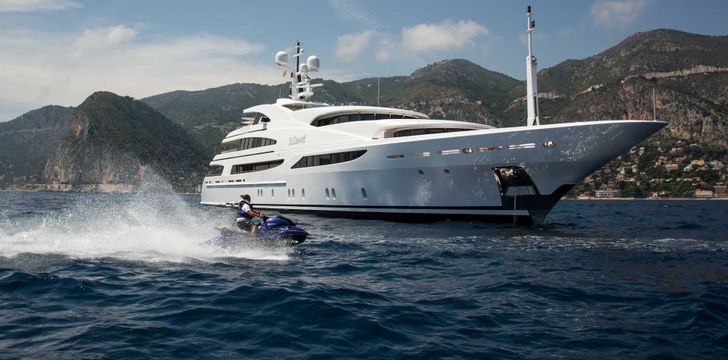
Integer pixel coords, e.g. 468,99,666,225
0,189,726,359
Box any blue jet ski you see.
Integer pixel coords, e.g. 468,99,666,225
255,215,309,244
212,215,309,246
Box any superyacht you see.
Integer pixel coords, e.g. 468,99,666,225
200,7,666,224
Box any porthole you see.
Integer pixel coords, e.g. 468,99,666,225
271,189,275,198
444,169,451,174
361,188,367,199
325,188,330,199
463,147,473,154
287,189,291,198
302,189,305,199
331,188,337,199
292,189,295,198
418,170,424,175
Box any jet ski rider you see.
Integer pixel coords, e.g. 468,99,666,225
237,194,266,235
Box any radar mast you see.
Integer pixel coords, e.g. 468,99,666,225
275,42,322,102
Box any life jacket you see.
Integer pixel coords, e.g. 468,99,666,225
239,200,254,220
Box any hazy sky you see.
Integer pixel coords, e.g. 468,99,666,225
0,0,726,121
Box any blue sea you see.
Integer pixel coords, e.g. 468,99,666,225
1,188,726,359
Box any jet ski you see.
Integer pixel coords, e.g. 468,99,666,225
211,215,309,246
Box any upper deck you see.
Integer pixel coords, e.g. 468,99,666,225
224,98,493,141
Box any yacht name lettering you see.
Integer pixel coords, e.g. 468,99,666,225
288,135,307,146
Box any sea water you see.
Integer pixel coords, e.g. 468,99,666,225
0,186,726,358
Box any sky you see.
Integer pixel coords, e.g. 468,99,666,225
0,0,726,121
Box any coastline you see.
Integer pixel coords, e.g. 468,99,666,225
2,188,725,200
0,186,201,195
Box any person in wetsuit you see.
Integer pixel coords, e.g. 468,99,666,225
236,194,265,235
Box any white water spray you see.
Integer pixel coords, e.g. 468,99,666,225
0,179,291,263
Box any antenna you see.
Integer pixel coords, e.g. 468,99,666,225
526,5,540,126
377,77,380,106
295,41,302,97
652,86,657,121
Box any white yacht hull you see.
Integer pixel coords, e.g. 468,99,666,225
200,120,666,224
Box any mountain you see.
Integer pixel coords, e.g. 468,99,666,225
1,92,208,192
538,29,728,96
341,59,523,126
0,105,74,187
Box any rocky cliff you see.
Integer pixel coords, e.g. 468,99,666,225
2,92,209,192
0,105,74,187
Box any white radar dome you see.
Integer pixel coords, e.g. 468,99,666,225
306,55,319,71
275,51,289,66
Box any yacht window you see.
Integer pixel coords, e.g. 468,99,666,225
393,128,472,137
282,103,327,111
221,140,241,153
292,150,367,169
231,159,284,174
232,137,278,152
312,113,422,127
206,165,224,177
241,112,264,125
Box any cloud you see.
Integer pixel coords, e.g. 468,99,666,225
335,31,374,61
0,25,280,116
402,20,488,53
0,0,81,12
590,0,650,28
73,25,138,56
375,37,396,62
326,0,378,28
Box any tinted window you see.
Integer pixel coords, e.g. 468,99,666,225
206,165,224,176
393,128,472,137
232,137,278,151
292,150,366,169
241,112,263,125
221,140,241,153
312,113,421,127
231,160,284,174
